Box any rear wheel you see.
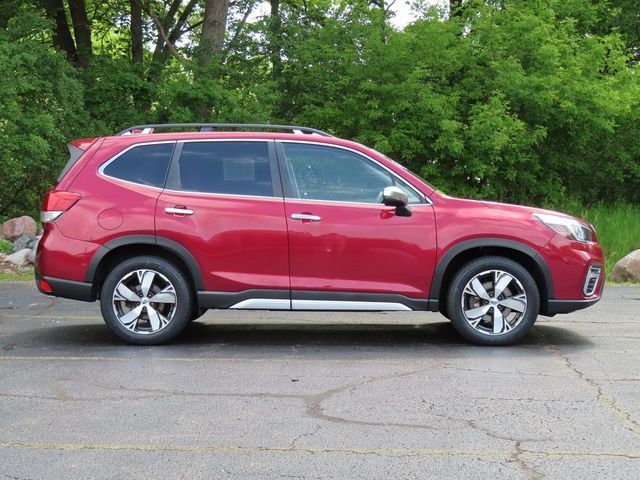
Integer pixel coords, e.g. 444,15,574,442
446,256,539,346
100,256,193,345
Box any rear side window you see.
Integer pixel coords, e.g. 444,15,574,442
170,141,274,197
102,143,174,188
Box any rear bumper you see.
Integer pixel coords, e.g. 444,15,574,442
35,275,94,302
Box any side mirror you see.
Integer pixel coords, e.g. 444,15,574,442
382,186,408,207
382,186,412,217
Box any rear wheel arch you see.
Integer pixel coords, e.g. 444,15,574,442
431,239,553,315
86,235,203,300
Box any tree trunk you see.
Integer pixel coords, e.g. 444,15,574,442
198,0,229,69
130,0,143,66
270,0,282,81
67,0,92,67
43,0,77,61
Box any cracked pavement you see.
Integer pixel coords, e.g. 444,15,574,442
0,282,638,479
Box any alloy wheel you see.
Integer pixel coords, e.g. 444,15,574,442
460,269,528,336
111,269,177,334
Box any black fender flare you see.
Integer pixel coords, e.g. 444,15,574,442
85,235,204,290
429,238,555,302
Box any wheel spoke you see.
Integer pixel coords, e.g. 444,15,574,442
466,278,491,301
147,306,169,332
139,270,156,298
492,307,505,334
114,283,139,303
464,305,490,320
149,285,176,304
119,305,143,329
494,272,514,298
498,294,527,313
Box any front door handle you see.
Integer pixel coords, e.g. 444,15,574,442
165,207,194,216
291,213,321,222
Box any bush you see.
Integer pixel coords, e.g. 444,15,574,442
0,239,12,254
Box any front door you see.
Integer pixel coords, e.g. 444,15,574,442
278,141,437,309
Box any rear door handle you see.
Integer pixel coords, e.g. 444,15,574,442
291,213,321,222
165,207,194,216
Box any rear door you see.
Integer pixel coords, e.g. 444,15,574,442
155,140,290,304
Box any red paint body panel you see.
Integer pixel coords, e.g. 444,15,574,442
539,235,605,300
35,224,100,282
285,201,436,296
156,192,289,292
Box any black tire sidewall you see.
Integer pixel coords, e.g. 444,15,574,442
100,256,193,345
446,256,540,346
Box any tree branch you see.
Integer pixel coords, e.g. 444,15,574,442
137,0,189,64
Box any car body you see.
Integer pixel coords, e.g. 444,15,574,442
35,124,604,345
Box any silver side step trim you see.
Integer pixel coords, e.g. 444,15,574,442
291,300,412,311
228,299,414,311
229,299,290,310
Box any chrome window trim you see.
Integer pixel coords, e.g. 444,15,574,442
161,188,284,202
97,140,176,190
278,140,432,205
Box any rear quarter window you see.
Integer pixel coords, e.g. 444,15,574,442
102,143,174,188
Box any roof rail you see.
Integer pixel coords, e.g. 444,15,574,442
116,123,334,137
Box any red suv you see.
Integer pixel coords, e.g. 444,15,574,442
35,123,604,346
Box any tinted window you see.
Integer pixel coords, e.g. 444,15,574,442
173,142,273,197
103,143,173,188
282,143,421,204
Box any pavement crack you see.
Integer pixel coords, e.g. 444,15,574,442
543,344,640,437
513,441,546,480
289,424,321,450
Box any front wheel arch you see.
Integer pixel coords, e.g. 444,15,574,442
431,240,552,316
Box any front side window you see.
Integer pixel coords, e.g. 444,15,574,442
282,143,421,204
171,141,274,197
102,143,174,188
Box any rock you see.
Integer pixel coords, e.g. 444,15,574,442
611,250,640,283
27,235,41,251
12,234,33,253
5,248,31,267
27,248,37,264
2,216,37,241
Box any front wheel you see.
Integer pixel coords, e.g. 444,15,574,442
100,256,194,345
446,256,539,346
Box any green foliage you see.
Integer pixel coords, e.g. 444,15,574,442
0,13,90,218
0,239,12,254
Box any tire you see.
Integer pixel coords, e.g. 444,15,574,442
100,255,194,345
446,256,539,346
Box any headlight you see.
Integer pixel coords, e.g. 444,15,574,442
534,213,593,242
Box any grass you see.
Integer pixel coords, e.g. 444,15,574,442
0,271,34,281
564,203,640,280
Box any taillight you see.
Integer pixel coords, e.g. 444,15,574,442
40,190,81,223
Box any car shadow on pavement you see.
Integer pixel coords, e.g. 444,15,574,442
4,321,592,350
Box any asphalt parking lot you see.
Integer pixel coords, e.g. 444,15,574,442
0,282,638,479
